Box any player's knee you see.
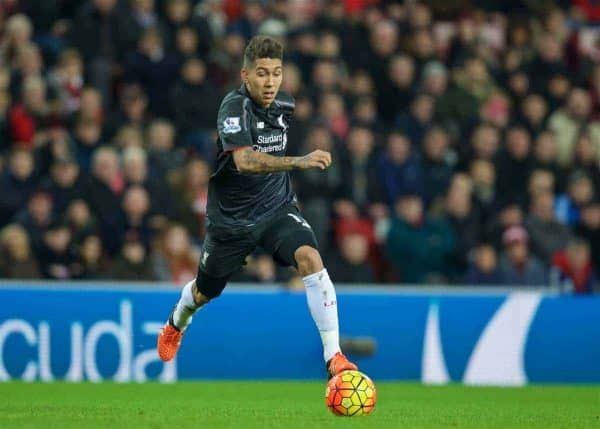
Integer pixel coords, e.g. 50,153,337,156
192,279,212,305
195,270,229,301
294,246,324,276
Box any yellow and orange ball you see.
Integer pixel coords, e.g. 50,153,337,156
325,370,377,416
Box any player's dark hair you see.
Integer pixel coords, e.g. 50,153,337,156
243,36,283,67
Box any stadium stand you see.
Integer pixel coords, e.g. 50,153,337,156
0,0,598,291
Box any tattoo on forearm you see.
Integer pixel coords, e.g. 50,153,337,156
239,149,301,173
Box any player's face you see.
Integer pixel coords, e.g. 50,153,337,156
242,58,283,108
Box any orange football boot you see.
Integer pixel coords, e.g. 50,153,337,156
326,352,358,379
157,323,183,362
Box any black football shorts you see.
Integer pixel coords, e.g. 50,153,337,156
196,204,318,297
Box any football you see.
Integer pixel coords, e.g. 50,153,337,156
325,370,377,416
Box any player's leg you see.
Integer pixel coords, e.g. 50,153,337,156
261,207,357,377
157,270,228,362
294,245,358,377
293,245,339,359
157,231,254,362
169,269,226,332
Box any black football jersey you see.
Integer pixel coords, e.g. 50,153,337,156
206,85,297,232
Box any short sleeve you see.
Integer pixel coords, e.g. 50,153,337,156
217,96,252,152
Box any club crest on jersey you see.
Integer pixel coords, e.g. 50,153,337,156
222,117,241,134
277,114,288,130
257,121,264,129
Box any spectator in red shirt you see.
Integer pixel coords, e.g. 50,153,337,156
152,223,198,284
9,75,54,147
574,0,600,22
552,238,599,294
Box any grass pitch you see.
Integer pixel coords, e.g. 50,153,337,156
0,382,598,429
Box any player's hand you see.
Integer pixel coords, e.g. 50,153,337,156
296,150,332,170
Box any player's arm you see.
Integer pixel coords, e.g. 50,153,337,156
232,147,332,174
219,96,330,173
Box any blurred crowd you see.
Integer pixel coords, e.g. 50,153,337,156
0,0,599,293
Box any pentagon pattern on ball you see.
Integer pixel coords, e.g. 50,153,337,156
325,370,377,417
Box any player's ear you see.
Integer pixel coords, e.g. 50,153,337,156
241,68,249,85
